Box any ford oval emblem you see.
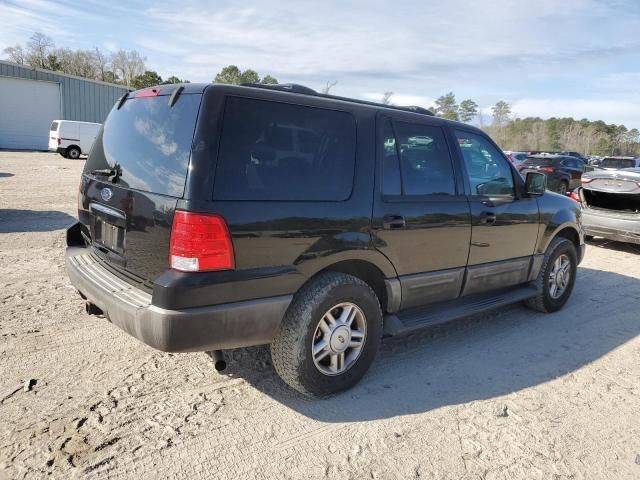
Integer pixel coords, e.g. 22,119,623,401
100,187,113,202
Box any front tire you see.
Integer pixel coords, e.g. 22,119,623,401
271,272,383,397
525,237,577,313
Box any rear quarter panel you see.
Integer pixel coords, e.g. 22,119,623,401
535,191,584,254
164,85,393,308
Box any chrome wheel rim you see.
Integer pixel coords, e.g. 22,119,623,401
312,302,367,376
548,254,571,299
69,149,79,159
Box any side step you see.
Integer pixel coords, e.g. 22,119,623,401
383,283,540,337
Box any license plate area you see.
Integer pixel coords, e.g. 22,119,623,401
89,203,126,256
95,219,124,253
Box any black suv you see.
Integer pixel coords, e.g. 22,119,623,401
65,83,585,397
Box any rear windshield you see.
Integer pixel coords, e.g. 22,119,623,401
84,94,201,197
601,158,635,169
50,121,58,131
214,97,356,201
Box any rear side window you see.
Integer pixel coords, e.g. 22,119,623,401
50,121,58,131
214,97,356,201
84,94,201,197
380,119,456,196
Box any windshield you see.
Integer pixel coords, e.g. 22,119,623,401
84,94,201,197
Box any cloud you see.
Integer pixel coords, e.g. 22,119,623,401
3,0,640,126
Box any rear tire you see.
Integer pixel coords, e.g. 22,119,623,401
67,146,81,159
524,237,577,313
271,272,382,397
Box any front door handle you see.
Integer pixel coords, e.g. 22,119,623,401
479,211,497,224
382,214,406,229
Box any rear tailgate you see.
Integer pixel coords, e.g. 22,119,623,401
79,89,202,284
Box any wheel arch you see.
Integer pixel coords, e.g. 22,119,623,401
295,251,399,313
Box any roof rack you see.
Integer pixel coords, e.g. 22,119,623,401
238,83,434,117
239,83,318,95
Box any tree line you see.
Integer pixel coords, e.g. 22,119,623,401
384,90,639,156
2,32,188,88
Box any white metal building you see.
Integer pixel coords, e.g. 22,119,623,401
0,60,130,150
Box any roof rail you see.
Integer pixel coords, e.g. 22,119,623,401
237,82,435,117
395,105,434,116
240,83,318,95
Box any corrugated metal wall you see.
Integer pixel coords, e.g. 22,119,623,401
0,60,130,123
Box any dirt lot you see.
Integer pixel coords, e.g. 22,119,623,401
1,151,639,480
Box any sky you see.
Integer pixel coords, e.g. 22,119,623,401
2,0,640,127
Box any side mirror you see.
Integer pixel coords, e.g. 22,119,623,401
525,172,546,196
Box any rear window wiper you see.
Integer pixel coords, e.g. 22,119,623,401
89,168,115,176
89,166,121,182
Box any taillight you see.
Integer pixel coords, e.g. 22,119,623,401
569,190,581,203
57,138,61,145
169,211,234,272
77,179,83,218
539,167,554,173
581,178,593,184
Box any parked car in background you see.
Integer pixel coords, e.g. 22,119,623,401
597,156,640,170
504,150,529,167
561,151,589,163
64,82,584,397
49,120,102,159
587,156,603,166
518,154,586,194
578,166,640,244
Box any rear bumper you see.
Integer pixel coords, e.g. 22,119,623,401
50,147,67,155
65,246,291,352
583,208,640,245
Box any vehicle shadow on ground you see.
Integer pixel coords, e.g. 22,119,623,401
0,209,76,233
587,238,640,255
0,172,14,178
225,267,640,422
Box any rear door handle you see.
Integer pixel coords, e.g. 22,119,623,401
479,211,497,224
382,215,406,229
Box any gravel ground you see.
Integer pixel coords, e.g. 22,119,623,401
1,151,639,480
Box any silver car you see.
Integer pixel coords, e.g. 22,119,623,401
579,162,640,245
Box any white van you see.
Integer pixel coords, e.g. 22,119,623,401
48,120,102,159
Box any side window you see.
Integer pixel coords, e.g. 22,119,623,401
215,97,356,201
380,120,456,196
454,130,515,197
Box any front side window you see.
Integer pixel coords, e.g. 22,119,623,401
214,97,356,201
454,130,515,197
380,120,456,196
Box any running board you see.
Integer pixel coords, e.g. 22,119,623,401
383,283,540,337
